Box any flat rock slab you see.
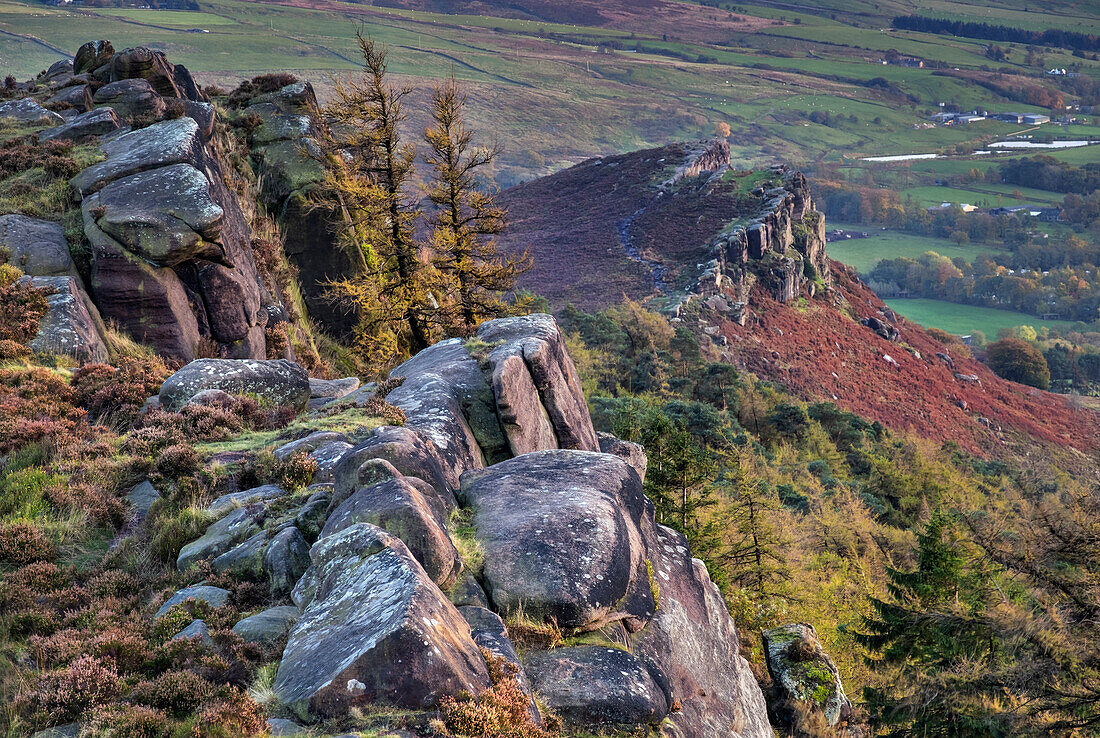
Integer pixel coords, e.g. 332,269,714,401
275,431,347,461
159,358,310,411
207,484,288,517
38,106,119,142
309,377,360,400
458,449,654,630
17,275,108,363
274,523,490,718
0,214,77,278
234,605,300,647
0,98,63,125
155,585,229,618
93,162,225,266
71,116,202,196
177,503,266,571
524,646,669,727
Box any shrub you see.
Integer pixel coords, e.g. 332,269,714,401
227,73,299,108
0,521,55,564
129,670,215,717
80,704,172,738
0,267,50,344
0,137,80,179
280,451,317,490
439,649,553,738
72,356,170,426
190,687,266,737
18,655,121,726
156,444,201,479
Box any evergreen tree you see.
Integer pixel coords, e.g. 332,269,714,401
315,31,436,366
424,75,530,334
857,510,1004,737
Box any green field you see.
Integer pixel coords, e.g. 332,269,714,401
887,298,1081,336
2,0,1100,184
826,225,999,273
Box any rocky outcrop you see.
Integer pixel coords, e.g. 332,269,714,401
38,108,120,142
692,168,829,319
763,623,854,732
236,80,358,336
161,313,770,734
0,215,80,280
0,98,63,126
159,359,310,411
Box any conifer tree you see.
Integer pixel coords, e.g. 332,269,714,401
424,74,530,334
857,510,1004,737
314,31,436,366
718,460,788,599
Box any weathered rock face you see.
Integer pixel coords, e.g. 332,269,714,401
159,359,310,411
763,623,853,731
273,523,490,719
17,275,108,363
477,314,601,454
696,168,828,314
26,42,284,362
459,450,655,631
0,215,80,280
322,477,462,589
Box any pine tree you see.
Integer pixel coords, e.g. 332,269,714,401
424,75,530,335
718,460,788,599
314,31,436,366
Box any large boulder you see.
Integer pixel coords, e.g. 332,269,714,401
321,477,462,589
763,623,853,730
85,214,201,361
524,646,670,728
0,215,79,279
74,40,114,75
387,338,508,481
458,450,655,631
159,359,310,411
17,276,108,363
0,98,63,126
332,426,455,509
632,524,772,738
90,163,226,266
476,314,600,453
264,526,311,594
109,46,201,100
273,523,490,719
92,78,166,122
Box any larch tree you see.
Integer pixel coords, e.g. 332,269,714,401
423,74,530,335
314,31,436,367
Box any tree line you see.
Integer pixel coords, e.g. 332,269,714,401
894,15,1100,53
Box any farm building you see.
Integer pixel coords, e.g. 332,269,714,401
1022,113,1050,125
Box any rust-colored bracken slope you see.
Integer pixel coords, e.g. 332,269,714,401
720,264,1100,457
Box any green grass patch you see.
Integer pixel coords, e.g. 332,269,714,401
825,223,1000,273
193,406,384,455
887,298,1082,337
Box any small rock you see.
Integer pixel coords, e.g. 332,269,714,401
126,480,160,517
155,585,229,618
0,98,63,126
207,484,288,517
177,503,265,571
45,84,93,113
159,358,311,411
266,718,305,737
233,605,300,647
171,619,213,647
264,526,311,594
274,431,347,461
763,622,852,729
308,376,360,399
38,107,121,142
0,215,77,278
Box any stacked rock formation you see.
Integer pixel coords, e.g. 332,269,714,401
164,314,772,736
1,41,288,362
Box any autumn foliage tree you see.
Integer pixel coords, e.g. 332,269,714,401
424,75,530,335
314,32,438,367
985,337,1050,389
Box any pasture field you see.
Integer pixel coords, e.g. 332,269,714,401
886,298,1081,336
825,224,999,273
